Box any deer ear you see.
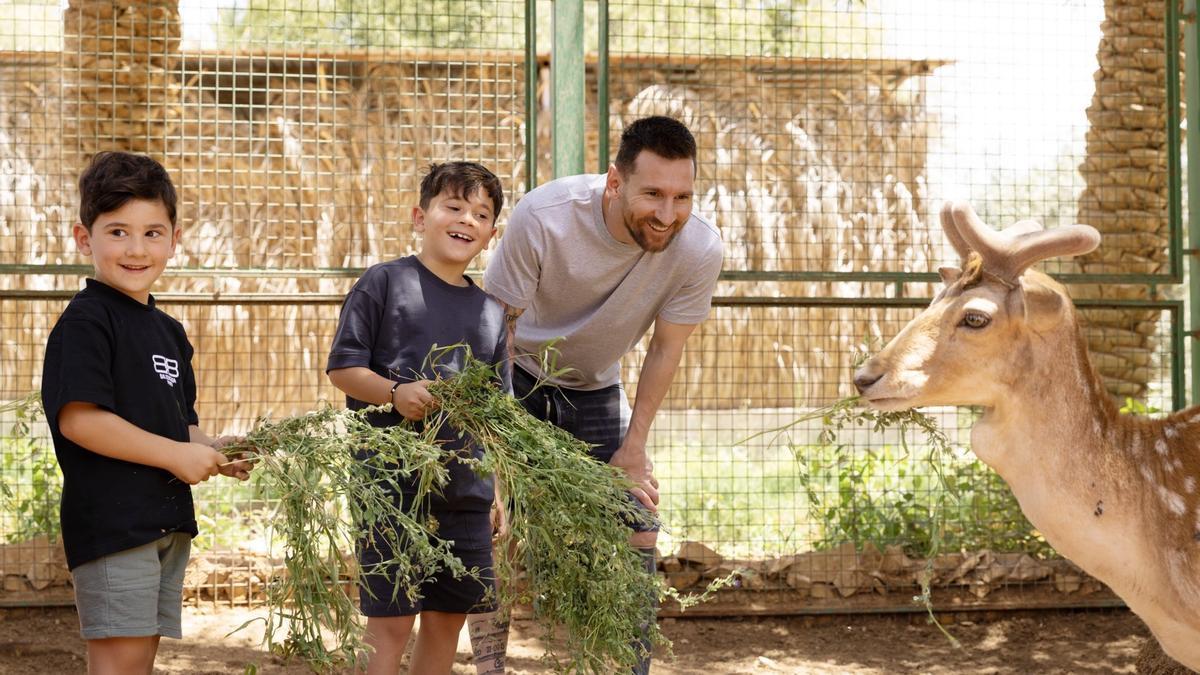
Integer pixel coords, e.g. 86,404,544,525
1015,276,1067,333
938,267,962,284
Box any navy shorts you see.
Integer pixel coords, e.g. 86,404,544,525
512,365,658,533
359,509,495,617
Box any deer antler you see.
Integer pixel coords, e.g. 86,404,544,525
939,202,971,261
947,201,1100,281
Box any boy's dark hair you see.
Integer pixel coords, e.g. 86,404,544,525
613,116,697,175
78,151,178,230
419,162,504,217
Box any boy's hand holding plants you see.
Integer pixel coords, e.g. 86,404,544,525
171,442,227,485
391,379,437,421
211,435,256,481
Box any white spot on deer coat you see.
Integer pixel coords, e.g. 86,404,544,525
1165,426,1179,439
1140,464,1155,484
1159,486,1186,516
1155,439,1169,456
1184,477,1196,494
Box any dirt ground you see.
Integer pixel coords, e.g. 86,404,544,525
0,605,1148,674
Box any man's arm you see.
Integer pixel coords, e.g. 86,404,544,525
498,302,525,354
58,402,226,485
608,318,698,510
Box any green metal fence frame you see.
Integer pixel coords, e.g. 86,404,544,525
3,287,1184,413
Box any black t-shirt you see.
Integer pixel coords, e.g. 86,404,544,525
41,279,200,570
327,256,510,513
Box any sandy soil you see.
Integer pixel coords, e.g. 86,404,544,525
0,605,1148,673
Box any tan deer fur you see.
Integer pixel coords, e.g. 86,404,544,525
853,202,1200,669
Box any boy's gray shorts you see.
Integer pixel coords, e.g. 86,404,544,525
71,531,192,640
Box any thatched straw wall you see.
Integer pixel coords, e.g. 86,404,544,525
0,47,949,420
0,47,528,425
0,36,1176,418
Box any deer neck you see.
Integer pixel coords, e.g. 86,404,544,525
969,319,1120,496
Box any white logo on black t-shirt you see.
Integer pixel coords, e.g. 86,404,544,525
152,354,179,386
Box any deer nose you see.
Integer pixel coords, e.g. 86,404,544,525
853,370,882,393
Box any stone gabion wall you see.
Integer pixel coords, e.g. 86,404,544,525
1076,0,1176,399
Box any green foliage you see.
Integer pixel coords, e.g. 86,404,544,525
794,443,1049,557
1119,397,1161,416
225,403,464,670
793,398,1049,558
609,0,881,58
430,349,666,673
0,394,61,544
191,478,271,552
656,442,810,558
215,0,520,50
213,0,880,57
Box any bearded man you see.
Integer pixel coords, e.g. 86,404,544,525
468,115,724,675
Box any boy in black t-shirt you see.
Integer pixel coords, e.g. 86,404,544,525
327,162,510,673
40,152,253,674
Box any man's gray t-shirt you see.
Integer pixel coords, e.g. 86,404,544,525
484,173,723,390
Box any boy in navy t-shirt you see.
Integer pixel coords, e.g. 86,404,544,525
327,161,510,673
40,151,253,673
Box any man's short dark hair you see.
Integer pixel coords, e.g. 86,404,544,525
419,162,505,217
614,116,697,175
78,151,178,230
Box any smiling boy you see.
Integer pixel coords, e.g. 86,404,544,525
326,161,510,674
40,151,252,675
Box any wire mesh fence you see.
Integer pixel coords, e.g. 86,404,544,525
0,0,1185,616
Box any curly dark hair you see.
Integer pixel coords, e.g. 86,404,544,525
78,151,178,230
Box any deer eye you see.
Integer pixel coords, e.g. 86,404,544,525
960,311,991,329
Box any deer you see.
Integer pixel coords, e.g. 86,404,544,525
852,202,1200,671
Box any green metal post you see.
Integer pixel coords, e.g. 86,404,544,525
1169,0,1183,285
1186,0,1200,405
525,0,538,190
598,0,610,172
552,0,586,177
1173,302,1187,411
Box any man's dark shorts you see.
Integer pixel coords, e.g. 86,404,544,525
512,365,658,534
359,509,496,617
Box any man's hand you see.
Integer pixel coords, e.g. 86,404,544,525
391,380,437,421
212,435,255,481
170,442,226,485
609,441,659,511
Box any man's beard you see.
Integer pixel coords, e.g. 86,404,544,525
623,214,682,252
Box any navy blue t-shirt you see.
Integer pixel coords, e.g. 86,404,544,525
326,256,510,513
41,279,200,570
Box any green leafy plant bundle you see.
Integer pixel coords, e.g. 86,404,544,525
226,404,468,670
429,354,665,674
